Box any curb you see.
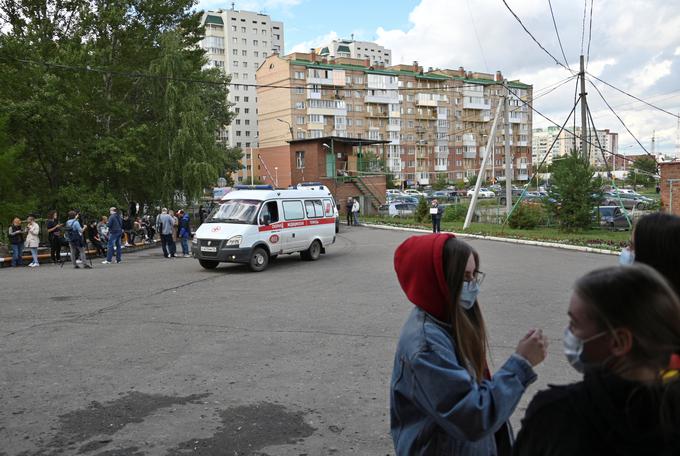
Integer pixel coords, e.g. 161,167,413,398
357,222,619,256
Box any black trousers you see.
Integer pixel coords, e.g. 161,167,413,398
49,236,62,263
346,211,352,226
432,217,441,233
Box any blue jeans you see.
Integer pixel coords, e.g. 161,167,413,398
353,212,359,225
11,243,24,267
106,232,122,262
180,237,189,255
30,247,39,264
161,234,176,257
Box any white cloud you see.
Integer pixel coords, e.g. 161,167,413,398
675,46,680,56
289,30,338,53
629,58,673,90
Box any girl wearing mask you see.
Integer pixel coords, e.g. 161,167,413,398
25,215,40,267
513,265,680,455
391,234,548,455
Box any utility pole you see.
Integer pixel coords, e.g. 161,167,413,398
579,55,588,162
464,98,503,230
503,81,512,213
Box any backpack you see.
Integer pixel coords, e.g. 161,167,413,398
64,219,79,243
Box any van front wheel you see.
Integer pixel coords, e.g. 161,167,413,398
301,240,321,261
249,247,269,272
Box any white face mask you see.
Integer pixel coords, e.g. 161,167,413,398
460,281,480,310
619,247,635,265
563,327,608,373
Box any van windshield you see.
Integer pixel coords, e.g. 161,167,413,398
206,199,260,224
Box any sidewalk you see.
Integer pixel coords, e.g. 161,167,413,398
0,240,161,268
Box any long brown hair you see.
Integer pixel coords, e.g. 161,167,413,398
575,265,680,375
442,238,489,382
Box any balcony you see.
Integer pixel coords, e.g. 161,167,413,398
416,94,439,107
462,134,476,146
367,110,388,118
435,164,448,171
463,97,490,110
365,92,399,104
387,123,401,132
307,100,347,117
307,90,321,100
463,151,477,159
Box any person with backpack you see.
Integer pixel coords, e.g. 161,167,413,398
391,234,548,455
513,265,680,455
64,211,91,269
103,207,123,264
8,217,25,267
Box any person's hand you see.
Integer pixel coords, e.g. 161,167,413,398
515,328,549,367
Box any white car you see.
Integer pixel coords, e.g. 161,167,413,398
467,188,496,198
386,189,404,197
403,189,425,197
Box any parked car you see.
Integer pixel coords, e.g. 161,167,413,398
595,206,631,230
602,192,651,210
403,189,426,197
387,195,419,204
378,202,417,218
386,189,404,197
467,188,495,198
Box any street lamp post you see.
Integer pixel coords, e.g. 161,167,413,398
277,118,294,140
274,166,279,188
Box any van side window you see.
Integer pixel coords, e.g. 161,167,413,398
322,198,334,217
304,199,323,218
282,200,304,220
259,201,279,225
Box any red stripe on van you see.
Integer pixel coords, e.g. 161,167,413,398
258,217,336,232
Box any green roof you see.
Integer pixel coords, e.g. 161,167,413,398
288,59,531,88
205,15,224,25
337,45,351,53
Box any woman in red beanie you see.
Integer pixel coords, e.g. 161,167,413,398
390,234,548,456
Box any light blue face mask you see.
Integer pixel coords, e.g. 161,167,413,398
460,281,480,310
619,247,635,265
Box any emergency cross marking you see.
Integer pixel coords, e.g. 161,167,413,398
258,217,336,232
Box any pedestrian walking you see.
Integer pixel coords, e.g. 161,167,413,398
345,197,353,226
352,198,360,226
391,234,548,456
159,208,176,258
46,210,64,264
178,210,191,257
25,215,40,267
513,265,680,456
103,207,123,264
64,211,91,269
430,199,443,233
8,217,24,267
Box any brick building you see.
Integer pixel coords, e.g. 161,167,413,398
660,161,680,215
255,136,388,214
256,51,533,187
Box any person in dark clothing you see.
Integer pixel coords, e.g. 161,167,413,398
87,221,106,256
513,265,680,456
430,199,444,233
345,197,353,226
122,213,134,246
8,217,24,267
46,210,63,263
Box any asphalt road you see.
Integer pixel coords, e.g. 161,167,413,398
0,226,614,455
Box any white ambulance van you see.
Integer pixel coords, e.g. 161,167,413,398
192,186,337,272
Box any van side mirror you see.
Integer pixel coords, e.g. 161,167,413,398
261,214,271,226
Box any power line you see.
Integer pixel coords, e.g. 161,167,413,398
587,78,657,164
466,0,490,73
547,0,571,70
587,71,680,119
500,0,573,73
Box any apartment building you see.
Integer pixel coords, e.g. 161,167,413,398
532,126,619,168
200,7,284,179
317,39,392,66
257,52,533,185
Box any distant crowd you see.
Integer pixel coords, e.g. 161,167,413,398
6,206,194,268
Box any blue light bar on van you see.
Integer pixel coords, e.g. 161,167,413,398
234,184,274,190
298,182,324,187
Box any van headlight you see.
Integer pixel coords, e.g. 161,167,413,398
192,237,198,244
226,235,242,247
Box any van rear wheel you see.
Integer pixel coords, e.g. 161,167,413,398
199,259,219,270
301,240,321,261
249,247,269,272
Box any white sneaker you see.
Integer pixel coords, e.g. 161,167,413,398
29,263,38,268
184,254,191,258
76,259,82,264
102,260,112,264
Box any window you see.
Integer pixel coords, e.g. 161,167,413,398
296,151,305,168
233,61,238,67
242,38,247,45
242,73,248,79
243,61,248,67
233,73,238,79
232,37,238,44
245,131,250,136
232,25,237,31
242,50,247,56
245,119,250,125
232,49,238,55
294,71,305,79
322,198,334,217
235,119,241,125
241,26,246,32
263,52,267,58
283,201,304,220
236,130,241,136
252,28,257,34
234,96,240,102
259,201,279,226
294,87,304,95
263,41,267,47
244,108,250,114
254,51,259,57
294,102,305,109
244,96,249,102
296,115,305,124
262,29,267,35
253,40,259,46
274,34,280,40
304,200,324,219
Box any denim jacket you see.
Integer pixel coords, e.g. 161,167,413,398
391,307,537,456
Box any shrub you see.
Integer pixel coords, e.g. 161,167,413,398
508,203,545,229
414,197,430,223
442,204,468,223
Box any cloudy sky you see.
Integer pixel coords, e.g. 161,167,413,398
197,0,680,156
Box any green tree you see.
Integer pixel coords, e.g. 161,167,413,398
466,175,478,188
548,151,602,231
414,197,430,223
627,156,657,188
432,173,448,190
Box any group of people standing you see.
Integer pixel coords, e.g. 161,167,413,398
345,197,360,226
6,207,192,268
390,211,680,455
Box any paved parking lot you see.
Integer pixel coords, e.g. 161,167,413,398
0,226,613,455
